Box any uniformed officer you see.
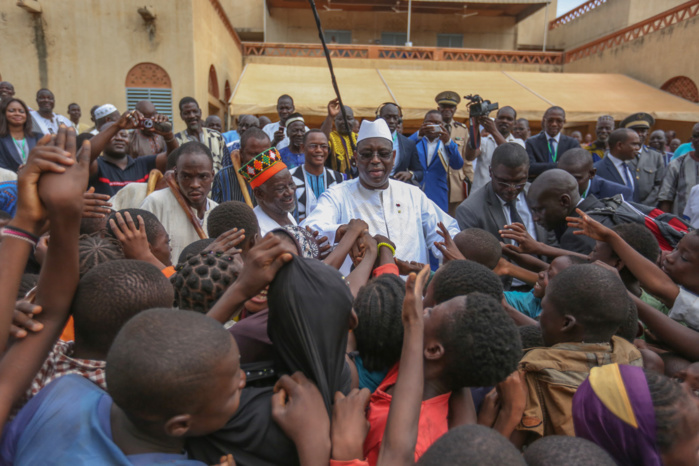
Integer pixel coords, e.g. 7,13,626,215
436,91,473,216
620,112,666,206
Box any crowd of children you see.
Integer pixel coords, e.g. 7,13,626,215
0,125,698,466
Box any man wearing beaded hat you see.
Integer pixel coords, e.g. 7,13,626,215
585,115,615,162
619,112,665,206
435,91,473,215
301,119,459,271
239,147,297,235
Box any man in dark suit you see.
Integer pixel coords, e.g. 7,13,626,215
525,106,580,177
594,128,659,205
619,112,666,206
527,169,615,255
558,148,634,200
376,102,423,185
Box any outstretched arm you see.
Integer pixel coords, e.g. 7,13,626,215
0,127,90,434
567,209,679,307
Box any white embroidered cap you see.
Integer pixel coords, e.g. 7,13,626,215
94,104,118,120
357,119,392,143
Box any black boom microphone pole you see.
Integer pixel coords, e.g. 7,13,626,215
307,0,357,173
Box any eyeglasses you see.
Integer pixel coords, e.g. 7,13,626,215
492,175,526,190
307,143,329,150
358,150,393,161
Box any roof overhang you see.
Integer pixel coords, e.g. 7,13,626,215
266,0,549,23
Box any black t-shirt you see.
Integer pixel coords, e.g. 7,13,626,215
89,155,157,196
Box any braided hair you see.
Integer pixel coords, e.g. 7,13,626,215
353,274,406,372
78,234,124,277
645,369,699,454
171,252,240,313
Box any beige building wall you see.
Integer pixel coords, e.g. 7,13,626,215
0,0,244,133
516,0,558,50
265,8,518,49
191,1,244,128
564,15,699,90
226,0,264,40
548,0,689,51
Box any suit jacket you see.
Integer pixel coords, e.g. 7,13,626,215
589,176,634,200
526,132,580,177
594,149,665,206
393,133,424,184
415,138,463,212
455,182,548,243
555,194,615,255
0,133,42,172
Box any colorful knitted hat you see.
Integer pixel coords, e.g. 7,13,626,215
238,147,287,188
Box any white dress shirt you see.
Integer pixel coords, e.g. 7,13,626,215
606,153,634,190
472,133,525,193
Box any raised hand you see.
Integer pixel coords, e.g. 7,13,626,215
204,228,246,256
566,208,614,242
434,221,465,262
327,98,341,118
109,212,153,262
82,187,112,219
403,264,430,326
499,223,541,255
115,110,143,131
10,301,43,339
395,258,425,276
234,233,294,299
331,388,372,461
272,372,331,462
14,132,76,234
305,226,332,260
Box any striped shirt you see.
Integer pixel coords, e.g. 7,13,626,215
212,165,256,206
175,128,229,173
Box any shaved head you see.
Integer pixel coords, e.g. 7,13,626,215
135,100,157,118
557,148,593,171
530,169,579,201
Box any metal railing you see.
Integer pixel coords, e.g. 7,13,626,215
549,0,608,30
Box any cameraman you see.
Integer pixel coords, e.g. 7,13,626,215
128,100,168,158
466,106,524,193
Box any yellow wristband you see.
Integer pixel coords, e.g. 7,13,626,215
377,242,396,257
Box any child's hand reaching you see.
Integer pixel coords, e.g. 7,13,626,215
211,454,235,466
434,221,466,262
403,264,431,326
331,388,372,461
566,208,614,242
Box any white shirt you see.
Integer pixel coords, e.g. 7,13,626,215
472,133,525,193
425,139,440,167
497,191,535,287
29,110,73,135
262,121,310,151
254,205,297,236
301,179,459,272
139,187,217,264
606,153,634,190
684,184,699,229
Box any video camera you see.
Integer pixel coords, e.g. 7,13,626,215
463,94,499,119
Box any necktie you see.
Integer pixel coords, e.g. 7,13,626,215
507,200,524,226
548,138,557,162
622,163,633,187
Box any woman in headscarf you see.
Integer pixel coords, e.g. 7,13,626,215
573,363,699,466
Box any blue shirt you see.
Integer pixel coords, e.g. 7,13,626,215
504,290,542,318
212,165,255,205
672,143,693,161
1,375,204,465
305,172,325,200
278,147,304,169
0,181,17,217
222,130,240,154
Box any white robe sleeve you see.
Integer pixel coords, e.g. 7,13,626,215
300,189,344,245
420,193,459,259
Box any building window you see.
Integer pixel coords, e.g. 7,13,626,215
661,76,699,103
437,34,463,48
381,32,408,46
324,30,352,44
126,88,174,121
209,65,220,99
125,63,173,121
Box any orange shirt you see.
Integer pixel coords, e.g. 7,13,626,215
363,364,450,465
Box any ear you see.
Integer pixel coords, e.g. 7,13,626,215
300,143,305,153
678,369,688,381
253,187,263,201
248,232,259,248
560,193,572,209
561,314,577,333
424,341,445,361
614,258,625,271
590,167,597,178
164,414,192,437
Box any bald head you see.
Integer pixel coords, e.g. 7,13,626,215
528,169,581,230
135,100,157,118
205,115,223,132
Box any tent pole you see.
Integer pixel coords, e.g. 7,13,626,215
542,1,550,52
406,0,412,46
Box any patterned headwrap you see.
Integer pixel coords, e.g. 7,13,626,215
573,363,661,466
272,225,319,259
238,147,287,189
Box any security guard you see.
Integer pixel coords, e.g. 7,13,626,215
436,91,473,216
620,112,666,206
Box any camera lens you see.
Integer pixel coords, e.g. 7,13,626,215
142,119,154,129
